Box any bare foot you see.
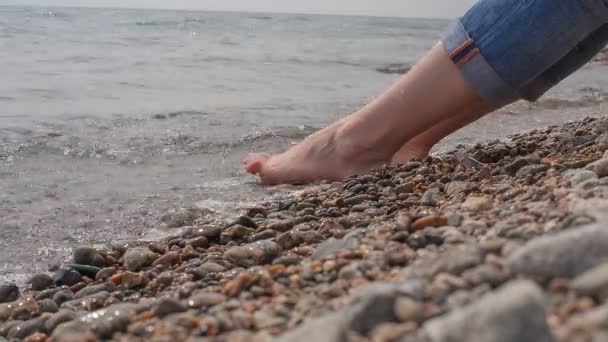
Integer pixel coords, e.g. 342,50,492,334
244,120,390,185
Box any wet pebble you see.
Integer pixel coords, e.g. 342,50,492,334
0,283,19,304
461,196,492,212
52,290,74,307
187,292,226,308
123,247,159,271
52,269,82,288
27,273,54,291
45,309,77,334
73,246,106,267
225,240,282,267
95,267,117,281
7,315,49,339
152,298,186,318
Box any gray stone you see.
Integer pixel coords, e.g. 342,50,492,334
0,283,19,303
53,303,143,339
186,292,226,308
461,196,492,212
53,268,82,287
73,246,106,267
515,164,548,178
152,298,186,318
38,298,59,313
66,264,101,278
123,247,159,271
200,262,225,273
572,263,608,299
27,273,54,291
423,280,553,342
74,281,116,299
434,245,483,275
274,313,347,342
507,224,608,280
276,280,425,342
312,229,363,260
586,158,608,177
345,283,402,335
52,289,74,306
7,315,49,339
568,169,598,186
46,309,78,333
95,267,117,281
225,239,282,267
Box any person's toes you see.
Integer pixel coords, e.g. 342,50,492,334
243,153,270,175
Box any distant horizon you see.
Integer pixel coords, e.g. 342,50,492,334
0,4,453,20
0,0,474,19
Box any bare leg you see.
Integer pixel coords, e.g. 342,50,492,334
391,99,493,163
244,42,498,185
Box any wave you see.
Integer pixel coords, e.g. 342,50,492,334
375,63,411,75
248,15,274,21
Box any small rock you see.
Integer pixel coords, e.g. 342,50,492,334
230,215,258,229
572,263,608,300
45,309,77,334
38,298,59,313
152,251,180,268
53,269,82,287
73,247,106,267
8,315,49,339
412,216,447,232
225,240,282,267
434,245,483,275
200,262,225,273
421,188,441,206
186,292,226,308
395,211,412,231
0,283,19,303
53,303,142,339
568,169,598,186
273,255,301,266
65,264,100,278
253,310,286,329
312,229,362,260
74,282,116,299
461,196,492,212
394,297,424,322
515,164,548,178
52,290,74,307
123,247,159,271
95,267,117,281
27,274,54,291
152,298,186,318
445,181,469,197
396,182,415,194
223,272,253,297
586,158,608,177
120,272,149,289
508,223,608,280
422,280,552,342
505,155,540,176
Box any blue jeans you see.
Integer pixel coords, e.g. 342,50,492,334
442,0,608,105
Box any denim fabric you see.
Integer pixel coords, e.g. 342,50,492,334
520,25,608,101
442,0,608,105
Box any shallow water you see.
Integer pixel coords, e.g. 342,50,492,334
0,5,606,282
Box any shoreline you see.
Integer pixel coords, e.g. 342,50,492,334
1,115,608,341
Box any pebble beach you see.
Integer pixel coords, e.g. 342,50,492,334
2,115,608,341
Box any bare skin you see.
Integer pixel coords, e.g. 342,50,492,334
245,42,504,185
391,99,495,163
